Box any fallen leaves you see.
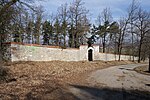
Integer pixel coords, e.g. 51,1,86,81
0,60,134,99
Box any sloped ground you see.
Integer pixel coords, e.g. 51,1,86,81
0,61,136,99
134,65,150,75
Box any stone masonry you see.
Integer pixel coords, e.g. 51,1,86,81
1,42,138,62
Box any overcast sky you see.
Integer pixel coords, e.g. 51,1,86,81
35,0,150,24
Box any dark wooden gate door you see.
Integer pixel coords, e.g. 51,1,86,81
88,49,93,61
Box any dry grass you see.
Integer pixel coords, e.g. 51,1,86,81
0,60,136,99
134,65,150,75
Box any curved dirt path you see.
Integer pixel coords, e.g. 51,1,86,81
68,64,150,100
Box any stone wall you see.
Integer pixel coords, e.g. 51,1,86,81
94,52,138,61
8,42,138,62
11,43,80,61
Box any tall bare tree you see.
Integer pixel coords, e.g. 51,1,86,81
34,6,43,44
117,17,129,61
68,0,89,48
53,17,61,46
57,3,68,48
127,0,139,61
0,0,42,61
133,8,150,63
97,8,113,53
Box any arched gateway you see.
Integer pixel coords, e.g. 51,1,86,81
87,47,94,61
88,49,93,61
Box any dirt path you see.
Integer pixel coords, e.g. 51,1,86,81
68,64,150,100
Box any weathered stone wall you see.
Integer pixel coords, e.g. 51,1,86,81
9,42,138,62
11,43,81,61
79,45,100,61
94,52,138,61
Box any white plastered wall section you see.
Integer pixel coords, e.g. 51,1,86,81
79,45,88,61
10,43,138,62
87,47,94,60
11,44,81,62
80,45,100,61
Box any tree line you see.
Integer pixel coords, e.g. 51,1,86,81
1,0,90,48
0,0,150,63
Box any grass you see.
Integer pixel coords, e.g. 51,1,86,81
0,60,138,99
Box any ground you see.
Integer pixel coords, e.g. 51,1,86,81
134,65,150,75
70,64,150,100
0,61,149,100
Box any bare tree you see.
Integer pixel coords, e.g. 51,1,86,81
133,8,150,63
33,6,43,44
53,17,61,46
0,0,18,17
98,8,113,53
57,3,68,48
0,0,42,61
127,0,139,61
0,0,41,17
142,32,150,72
115,0,139,61
117,18,129,61
26,16,35,44
68,0,89,48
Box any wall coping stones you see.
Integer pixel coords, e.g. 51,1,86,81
4,42,60,48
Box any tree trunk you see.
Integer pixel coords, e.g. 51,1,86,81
32,33,34,44
131,25,134,62
56,33,59,46
71,33,75,48
118,38,123,61
103,33,106,53
148,54,150,73
0,34,2,62
64,36,66,48
138,38,143,63
36,35,40,44
63,27,67,48
117,42,121,61
118,46,122,61
19,33,22,42
74,33,77,48
114,34,117,61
